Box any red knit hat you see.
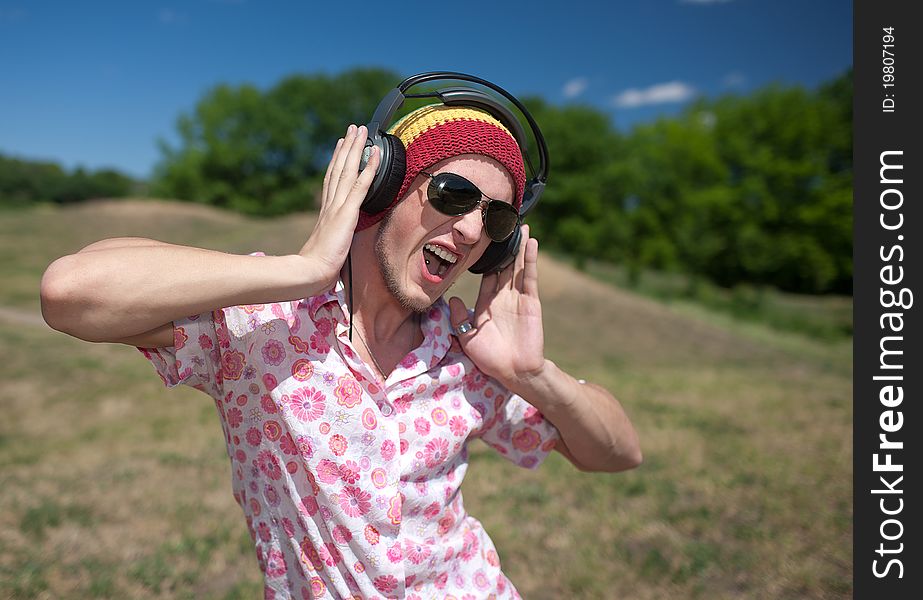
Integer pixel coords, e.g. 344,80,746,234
356,104,525,231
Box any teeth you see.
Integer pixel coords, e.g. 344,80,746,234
424,243,457,264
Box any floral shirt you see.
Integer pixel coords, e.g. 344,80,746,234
139,278,559,600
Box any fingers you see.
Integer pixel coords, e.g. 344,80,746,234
448,296,476,341
522,236,539,297
324,124,373,209
477,271,499,309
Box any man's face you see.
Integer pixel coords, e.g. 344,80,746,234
374,154,516,312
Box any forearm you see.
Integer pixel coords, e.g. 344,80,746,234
41,239,321,342
506,360,642,472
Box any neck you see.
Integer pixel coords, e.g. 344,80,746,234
343,229,421,346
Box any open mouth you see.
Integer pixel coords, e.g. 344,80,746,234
422,243,459,281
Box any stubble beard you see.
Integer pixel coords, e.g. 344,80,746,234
374,210,433,314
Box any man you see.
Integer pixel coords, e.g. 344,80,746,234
40,105,641,599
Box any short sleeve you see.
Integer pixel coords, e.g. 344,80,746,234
137,310,225,399
476,392,560,470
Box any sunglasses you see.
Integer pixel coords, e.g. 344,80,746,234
421,171,520,242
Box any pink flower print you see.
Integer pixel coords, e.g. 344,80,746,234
221,349,246,380
257,521,272,542
265,548,287,577
423,502,440,519
310,577,327,597
299,495,318,517
462,368,487,391
437,514,454,535
338,485,372,517
315,317,333,337
198,332,213,350
260,394,278,414
242,304,265,315
404,539,431,565
386,542,403,563
512,427,541,452
486,548,500,567
256,450,283,480
334,375,362,409
246,427,262,446
332,524,352,544
414,418,430,436
309,331,330,354
261,339,286,366
226,407,243,428
329,434,347,456
388,492,403,526
374,574,398,594
459,529,479,560
262,373,278,390
339,460,360,484
286,386,326,422
364,524,380,545
523,405,545,426
320,542,341,567
423,438,449,468
433,384,449,401
279,433,298,455
281,517,295,538
291,358,314,381
431,407,448,427
473,569,490,591
316,459,340,484
300,537,323,571
264,485,279,507
174,327,188,350
262,420,282,442
296,435,314,458
520,455,538,469
380,439,396,461
449,416,468,437
435,572,448,589
399,352,418,368
393,393,413,414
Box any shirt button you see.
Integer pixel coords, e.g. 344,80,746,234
380,404,393,416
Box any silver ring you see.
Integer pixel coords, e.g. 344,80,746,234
455,320,474,335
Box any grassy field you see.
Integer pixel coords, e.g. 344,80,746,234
0,200,852,599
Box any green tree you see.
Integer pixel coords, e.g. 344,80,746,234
153,67,399,215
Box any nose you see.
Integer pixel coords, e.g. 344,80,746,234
452,204,486,245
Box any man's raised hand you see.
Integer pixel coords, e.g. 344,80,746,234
298,124,380,292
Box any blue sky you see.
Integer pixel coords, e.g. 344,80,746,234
0,0,852,179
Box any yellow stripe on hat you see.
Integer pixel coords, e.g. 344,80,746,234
388,104,514,148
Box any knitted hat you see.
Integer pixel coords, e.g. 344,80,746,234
356,104,525,231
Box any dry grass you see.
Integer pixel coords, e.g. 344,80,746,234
0,199,851,599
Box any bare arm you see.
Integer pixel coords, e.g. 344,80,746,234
40,124,380,347
511,361,642,473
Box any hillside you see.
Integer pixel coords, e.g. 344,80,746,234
0,199,852,599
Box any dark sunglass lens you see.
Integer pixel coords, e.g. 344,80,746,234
485,202,519,241
428,173,480,215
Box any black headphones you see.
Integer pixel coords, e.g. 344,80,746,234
358,71,549,274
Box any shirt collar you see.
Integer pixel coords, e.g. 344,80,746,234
308,281,455,371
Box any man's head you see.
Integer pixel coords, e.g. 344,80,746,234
356,104,526,231
357,104,525,312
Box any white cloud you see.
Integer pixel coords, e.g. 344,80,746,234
612,81,697,108
722,71,746,88
562,77,589,99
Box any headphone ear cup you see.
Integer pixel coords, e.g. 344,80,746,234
468,224,521,274
361,133,407,214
